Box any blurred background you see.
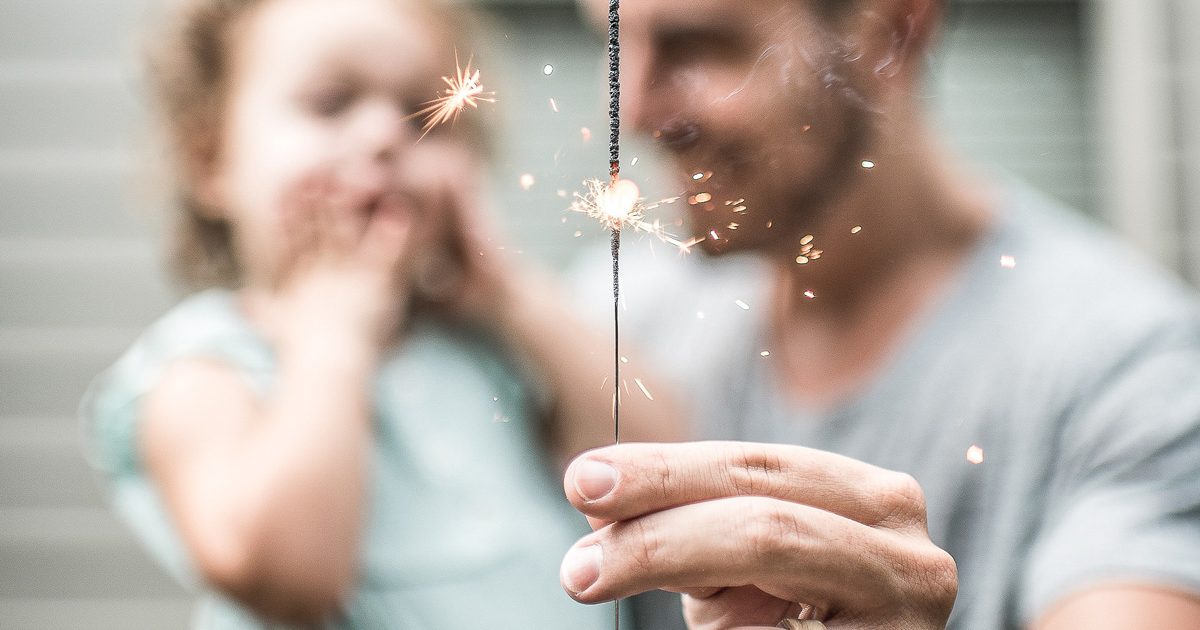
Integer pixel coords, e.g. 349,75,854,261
1,0,1197,627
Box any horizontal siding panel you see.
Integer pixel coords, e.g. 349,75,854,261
0,598,193,630
0,417,105,509
0,1,155,62
0,170,162,240
0,81,144,152
0,508,185,599
0,240,173,328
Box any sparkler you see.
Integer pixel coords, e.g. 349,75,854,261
605,3,622,628
408,53,495,140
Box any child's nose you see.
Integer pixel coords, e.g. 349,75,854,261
353,100,409,163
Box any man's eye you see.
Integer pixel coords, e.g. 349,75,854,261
659,30,747,65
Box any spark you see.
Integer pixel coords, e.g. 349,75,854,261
804,290,816,299
851,225,863,234
760,350,771,357
409,53,495,140
801,234,814,245
549,98,559,112
633,378,654,401
519,173,536,190
966,444,985,464
1000,255,1017,269
735,299,750,310
568,178,702,252
631,157,640,166
861,160,876,169
581,127,592,143
697,311,706,319
543,63,555,75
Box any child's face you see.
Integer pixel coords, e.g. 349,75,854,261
205,0,452,286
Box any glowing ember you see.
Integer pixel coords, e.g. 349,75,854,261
519,173,536,190
631,157,639,166
804,290,816,299
966,444,985,464
409,53,495,140
760,350,771,357
851,225,863,234
1000,255,1017,269
735,300,750,310
801,234,814,245
709,230,720,240
796,256,809,265
862,160,876,169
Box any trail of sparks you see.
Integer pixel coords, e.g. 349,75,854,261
408,52,495,140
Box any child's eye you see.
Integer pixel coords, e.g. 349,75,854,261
307,85,357,118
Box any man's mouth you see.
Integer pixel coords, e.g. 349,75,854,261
654,118,702,151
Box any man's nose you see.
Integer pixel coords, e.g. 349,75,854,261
621,50,662,137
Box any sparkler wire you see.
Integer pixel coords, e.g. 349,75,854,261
607,0,621,628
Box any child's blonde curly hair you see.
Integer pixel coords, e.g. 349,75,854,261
144,0,483,289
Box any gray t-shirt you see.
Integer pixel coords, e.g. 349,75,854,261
571,182,1200,628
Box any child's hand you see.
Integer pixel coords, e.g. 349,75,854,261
250,173,415,354
402,141,517,329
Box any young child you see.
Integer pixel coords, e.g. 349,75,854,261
80,0,677,626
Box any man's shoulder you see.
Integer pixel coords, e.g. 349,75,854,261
995,184,1200,345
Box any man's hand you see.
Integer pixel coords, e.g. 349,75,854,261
560,442,958,629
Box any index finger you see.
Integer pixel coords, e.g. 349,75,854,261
564,441,928,530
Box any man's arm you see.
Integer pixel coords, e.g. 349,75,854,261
1033,586,1200,629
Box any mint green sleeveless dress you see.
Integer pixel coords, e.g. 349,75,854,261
81,289,613,629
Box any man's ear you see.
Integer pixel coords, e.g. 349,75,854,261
841,0,942,85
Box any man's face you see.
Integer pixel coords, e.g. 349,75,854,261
620,0,874,254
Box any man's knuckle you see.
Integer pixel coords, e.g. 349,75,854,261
627,519,664,572
874,471,927,528
726,446,786,497
742,501,800,566
926,547,959,606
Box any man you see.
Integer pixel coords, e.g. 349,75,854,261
560,0,1200,627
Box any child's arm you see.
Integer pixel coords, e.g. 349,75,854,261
140,195,412,624
490,265,689,464
410,144,688,465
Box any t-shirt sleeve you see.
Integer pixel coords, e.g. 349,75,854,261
79,295,273,585
1019,340,1200,623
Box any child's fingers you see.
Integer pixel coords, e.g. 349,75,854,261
359,194,414,272
278,176,328,280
